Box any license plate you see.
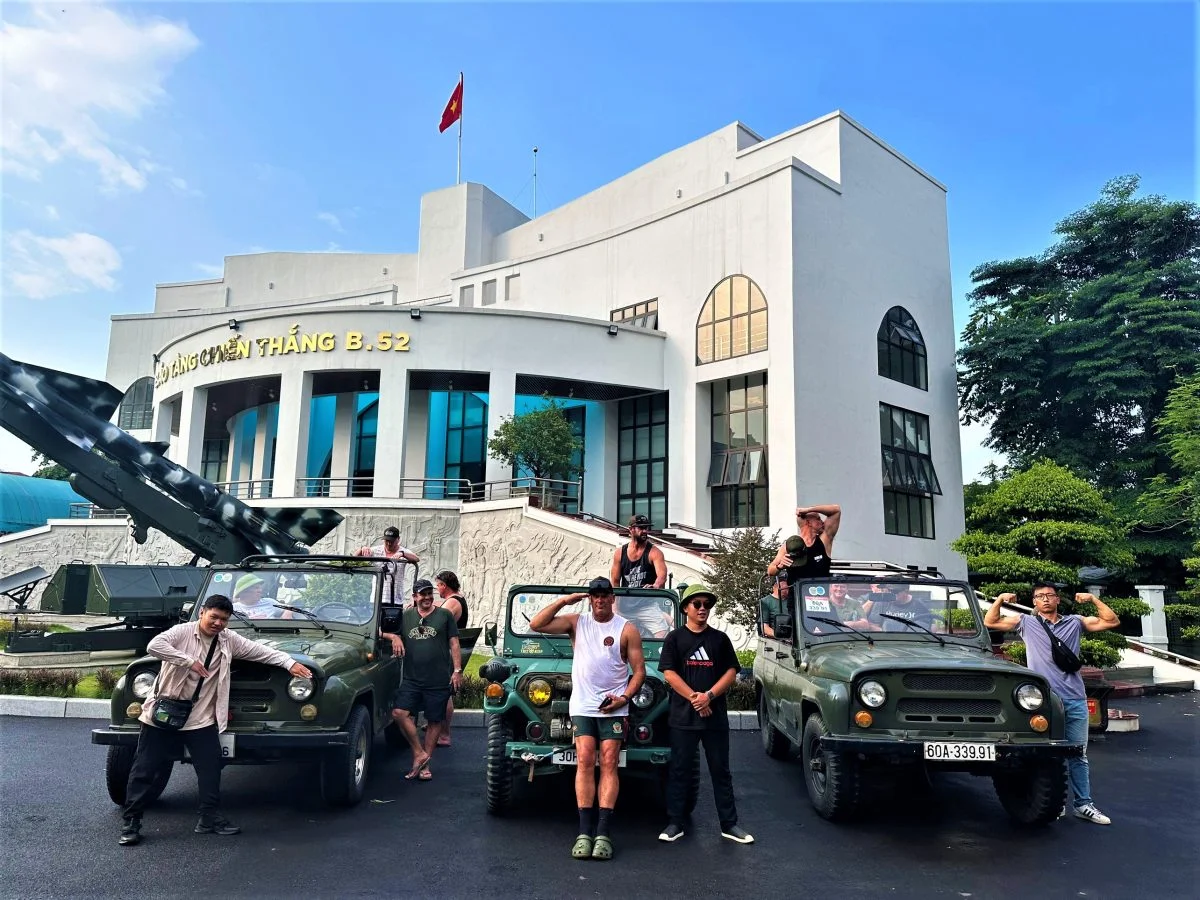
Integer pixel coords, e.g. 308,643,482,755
552,748,627,767
183,733,236,760
923,741,995,762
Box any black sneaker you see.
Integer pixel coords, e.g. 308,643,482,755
658,823,685,842
721,825,754,844
118,818,142,847
195,816,241,835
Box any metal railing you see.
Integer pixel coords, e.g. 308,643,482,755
293,477,472,500
468,477,583,508
68,503,128,519
215,480,275,499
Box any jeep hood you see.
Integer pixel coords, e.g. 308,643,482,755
243,634,365,676
807,641,1030,682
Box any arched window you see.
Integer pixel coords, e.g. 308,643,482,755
877,306,928,390
696,275,767,365
117,376,154,430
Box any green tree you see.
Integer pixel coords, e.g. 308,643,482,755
702,526,779,633
31,452,70,481
486,395,583,482
958,176,1200,492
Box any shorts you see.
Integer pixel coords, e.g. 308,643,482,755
571,715,627,743
391,684,453,724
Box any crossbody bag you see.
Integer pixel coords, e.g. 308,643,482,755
1037,616,1083,674
151,635,220,730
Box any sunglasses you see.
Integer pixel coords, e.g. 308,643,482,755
690,599,715,610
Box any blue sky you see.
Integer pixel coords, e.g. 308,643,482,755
1,1,1194,478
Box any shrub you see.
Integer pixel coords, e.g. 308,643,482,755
979,583,1031,602
1088,630,1128,650
726,679,756,711
95,668,119,695
735,649,756,669
1180,625,1200,641
1069,597,1151,618
455,676,485,710
1164,604,1200,623
1079,639,1121,669
704,526,779,633
0,669,25,695
24,668,80,697
1003,642,1027,666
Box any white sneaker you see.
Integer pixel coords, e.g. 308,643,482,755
1073,804,1111,825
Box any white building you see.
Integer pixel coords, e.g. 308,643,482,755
106,110,967,575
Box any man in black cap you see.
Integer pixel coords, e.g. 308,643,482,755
380,578,461,781
610,514,670,638
355,525,420,603
767,504,841,582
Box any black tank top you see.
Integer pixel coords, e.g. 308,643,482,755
787,536,832,579
439,594,469,629
619,543,653,588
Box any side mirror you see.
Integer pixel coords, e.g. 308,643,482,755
775,614,794,641
484,622,498,647
179,601,195,623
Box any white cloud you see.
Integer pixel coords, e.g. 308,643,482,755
169,175,203,197
6,229,122,299
0,4,199,192
44,204,58,220
193,262,224,278
317,211,344,233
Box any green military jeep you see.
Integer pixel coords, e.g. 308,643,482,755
478,584,696,815
755,566,1081,825
92,555,410,807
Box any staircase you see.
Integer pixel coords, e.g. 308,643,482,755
565,513,718,556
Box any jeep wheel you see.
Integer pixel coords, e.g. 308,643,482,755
993,760,1067,826
759,690,791,760
105,745,171,806
321,705,371,806
801,712,861,822
486,714,518,816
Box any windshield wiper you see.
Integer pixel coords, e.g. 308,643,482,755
229,608,263,633
272,604,332,637
809,616,874,645
879,613,945,646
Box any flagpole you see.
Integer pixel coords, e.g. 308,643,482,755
456,72,463,185
532,146,538,217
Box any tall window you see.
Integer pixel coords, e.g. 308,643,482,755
352,402,378,497
696,275,768,365
879,402,941,539
611,299,659,329
709,373,768,528
118,376,154,430
877,306,928,390
201,438,229,482
445,391,487,492
618,393,668,527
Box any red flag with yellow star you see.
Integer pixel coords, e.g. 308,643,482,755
439,76,463,133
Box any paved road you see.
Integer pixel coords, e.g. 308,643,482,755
1,693,1197,900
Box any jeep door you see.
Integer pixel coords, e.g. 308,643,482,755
771,594,805,742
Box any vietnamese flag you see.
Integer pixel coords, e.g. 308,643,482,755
439,76,463,133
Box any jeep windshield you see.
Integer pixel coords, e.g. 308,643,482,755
199,566,378,627
794,580,981,640
508,587,678,643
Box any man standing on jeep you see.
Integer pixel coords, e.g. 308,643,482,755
611,514,671,638
354,525,420,604
984,584,1121,825
657,583,753,845
766,504,841,582
529,577,645,862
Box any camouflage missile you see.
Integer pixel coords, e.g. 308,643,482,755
0,353,342,561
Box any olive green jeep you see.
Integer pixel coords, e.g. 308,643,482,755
754,564,1081,825
478,584,698,815
92,555,411,808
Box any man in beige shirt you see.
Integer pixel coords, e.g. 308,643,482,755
119,594,311,846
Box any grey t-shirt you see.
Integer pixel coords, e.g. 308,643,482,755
1017,614,1086,700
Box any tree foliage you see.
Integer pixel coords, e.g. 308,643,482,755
702,526,779,633
486,395,583,482
958,176,1200,491
31,451,70,481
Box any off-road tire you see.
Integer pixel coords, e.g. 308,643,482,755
486,714,518,816
993,760,1068,826
759,690,791,760
801,712,861,821
105,744,171,806
321,705,371,806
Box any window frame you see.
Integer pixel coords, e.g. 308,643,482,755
877,306,928,390
696,275,768,365
117,376,155,431
709,372,769,527
879,401,938,539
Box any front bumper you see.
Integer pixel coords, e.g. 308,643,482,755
504,740,671,774
91,726,351,754
820,735,1083,763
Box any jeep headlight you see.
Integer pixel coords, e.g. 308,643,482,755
526,678,552,706
632,683,655,709
858,679,887,709
287,676,315,701
1015,683,1044,712
131,671,157,700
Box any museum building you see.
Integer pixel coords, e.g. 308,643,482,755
104,110,967,574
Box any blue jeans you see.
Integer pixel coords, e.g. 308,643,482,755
1061,697,1092,808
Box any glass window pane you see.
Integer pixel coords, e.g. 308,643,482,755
902,350,914,386
635,462,649,494
652,393,667,423
729,411,747,448
714,319,731,361
729,379,746,412
751,282,766,311
881,450,893,487
711,415,730,453
879,404,891,444
744,449,762,484
448,393,463,428
723,450,745,486
746,408,765,446
651,460,665,492
904,414,918,452
712,382,728,415
732,314,750,357
651,424,667,458
699,297,714,325
749,311,768,353
697,324,713,363
650,496,667,529
619,464,632,494
465,395,486,427
891,409,906,448
715,279,731,320
618,499,633,522
923,497,935,538
447,434,462,465
732,277,749,316
619,400,634,428
746,375,765,409
619,427,634,461
635,426,649,459
707,454,726,487
917,417,930,455
462,427,483,463
884,490,898,534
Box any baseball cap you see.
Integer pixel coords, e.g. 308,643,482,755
412,578,434,594
234,573,264,597
681,583,717,605
629,514,651,528
785,535,807,556
587,577,614,595
383,526,400,540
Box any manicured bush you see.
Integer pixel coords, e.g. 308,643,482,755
735,649,756,669
726,679,756,711
95,668,119,695
1002,639,1121,669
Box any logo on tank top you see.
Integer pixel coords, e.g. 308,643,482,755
603,635,615,647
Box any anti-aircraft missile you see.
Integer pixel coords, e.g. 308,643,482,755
0,353,342,563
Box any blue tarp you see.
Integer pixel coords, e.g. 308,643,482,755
0,473,88,533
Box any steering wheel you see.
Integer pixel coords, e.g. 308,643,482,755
311,602,358,624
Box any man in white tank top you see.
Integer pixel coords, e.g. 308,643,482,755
528,577,646,863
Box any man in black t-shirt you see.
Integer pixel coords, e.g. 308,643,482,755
657,583,753,845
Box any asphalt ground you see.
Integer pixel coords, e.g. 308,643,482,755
1,693,1197,900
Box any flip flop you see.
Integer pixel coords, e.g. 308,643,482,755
418,768,433,781
437,735,452,747
591,835,613,860
571,834,594,860
404,755,431,780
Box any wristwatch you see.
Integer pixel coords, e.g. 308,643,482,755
706,690,715,701
454,668,462,673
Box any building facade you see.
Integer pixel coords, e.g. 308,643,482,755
105,111,967,575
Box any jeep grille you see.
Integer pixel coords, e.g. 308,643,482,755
230,688,274,714
897,698,1002,723
902,674,995,693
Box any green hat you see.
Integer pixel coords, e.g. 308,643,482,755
234,573,264,597
681,583,717,605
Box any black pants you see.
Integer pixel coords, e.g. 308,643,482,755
667,726,737,829
123,723,221,820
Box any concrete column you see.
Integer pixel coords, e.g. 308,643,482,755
1135,584,1168,647
330,393,356,489
273,371,314,499
151,395,175,446
251,405,271,493
223,417,238,484
174,386,207,474
484,369,517,487
373,368,408,498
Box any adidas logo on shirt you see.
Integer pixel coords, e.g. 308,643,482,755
687,646,714,667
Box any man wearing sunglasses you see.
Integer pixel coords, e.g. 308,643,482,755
657,583,753,845
984,582,1121,825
